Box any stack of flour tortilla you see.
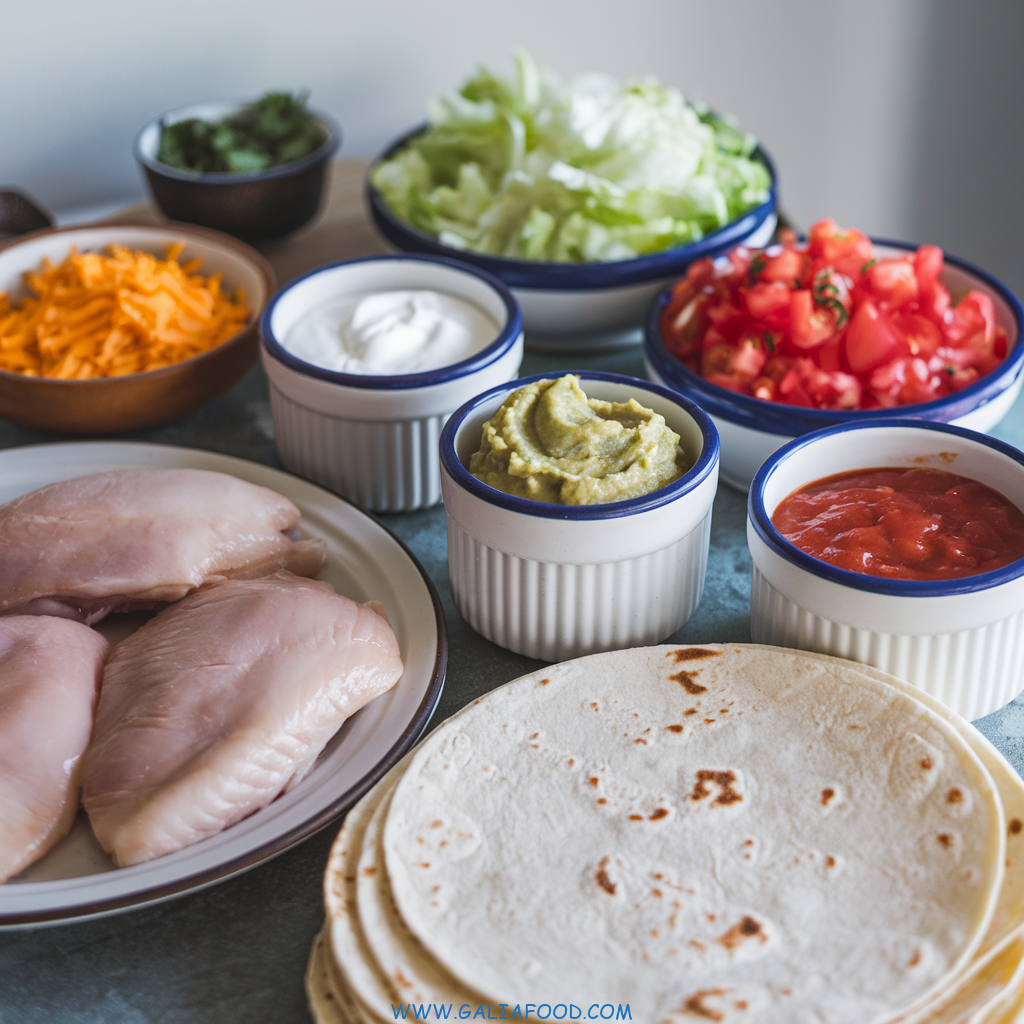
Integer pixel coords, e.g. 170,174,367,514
307,645,1024,1024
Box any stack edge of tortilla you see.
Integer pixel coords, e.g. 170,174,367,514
306,644,1024,1024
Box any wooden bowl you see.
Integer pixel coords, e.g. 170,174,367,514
0,222,275,434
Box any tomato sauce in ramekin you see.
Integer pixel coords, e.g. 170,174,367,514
771,467,1024,581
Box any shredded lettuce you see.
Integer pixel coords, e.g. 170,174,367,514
372,52,771,264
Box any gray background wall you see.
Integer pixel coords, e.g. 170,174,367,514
3,0,1022,293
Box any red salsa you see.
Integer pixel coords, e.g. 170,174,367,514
660,219,1010,411
772,467,1024,581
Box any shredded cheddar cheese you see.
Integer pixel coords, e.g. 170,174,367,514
0,244,250,379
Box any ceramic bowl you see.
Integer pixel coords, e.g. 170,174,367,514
261,254,523,513
135,100,341,241
645,241,1024,490
0,222,273,434
747,419,1024,720
366,125,777,344
439,371,720,661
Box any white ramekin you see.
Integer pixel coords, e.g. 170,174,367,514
645,242,1024,491
261,255,523,512
747,419,1024,720
439,372,720,661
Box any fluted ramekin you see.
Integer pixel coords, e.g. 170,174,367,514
261,255,523,512
748,419,1024,719
439,372,720,661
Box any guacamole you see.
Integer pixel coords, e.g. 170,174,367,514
469,375,684,505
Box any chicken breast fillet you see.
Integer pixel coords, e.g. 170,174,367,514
0,616,108,883
81,572,404,867
0,468,327,624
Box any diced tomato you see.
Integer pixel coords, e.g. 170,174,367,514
664,219,1009,412
790,289,838,349
913,245,943,289
817,335,846,372
866,259,918,307
733,331,769,379
890,312,942,359
741,281,791,319
869,357,940,407
845,299,907,375
760,247,806,284
807,219,873,276
918,279,951,325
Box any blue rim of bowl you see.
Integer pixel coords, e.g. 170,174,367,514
134,100,341,183
260,253,523,390
365,123,777,291
644,239,1024,435
439,370,720,521
748,418,1024,596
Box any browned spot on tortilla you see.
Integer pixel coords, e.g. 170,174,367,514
417,862,430,868
568,758,574,766
821,788,835,806
652,889,663,897
671,670,708,695
650,808,669,821
1010,819,1022,835
735,1002,747,1011
416,836,424,844
651,929,659,938
540,678,550,685
691,769,742,805
589,777,599,787
921,757,933,770
682,988,728,1020
937,834,953,849
707,913,716,922
531,732,539,739
743,840,753,846
948,788,963,804
908,950,921,967
720,709,730,713
629,814,644,821
363,866,376,876
689,940,705,951
595,859,616,895
826,856,835,867
667,724,684,733
704,719,716,724
591,702,599,710
685,709,699,716
530,744,539,748
717,916,765,951
597,798,607,804
668,648,721,663
635,738,648,745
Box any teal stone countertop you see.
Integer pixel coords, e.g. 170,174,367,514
0,341,1022,1023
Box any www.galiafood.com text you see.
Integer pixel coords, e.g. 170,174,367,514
390,1004,632,1020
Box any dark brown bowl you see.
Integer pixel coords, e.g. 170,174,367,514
0,222,275,434
134,100,341,241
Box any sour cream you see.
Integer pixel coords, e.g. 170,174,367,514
282,289,498,375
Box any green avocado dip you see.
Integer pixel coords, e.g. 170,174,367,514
469,375,684,505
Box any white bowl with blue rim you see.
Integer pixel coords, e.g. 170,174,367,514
645,241,1024,491
366,126,777,348
440,370,720,661
747,418,1024,720
260,254,523,512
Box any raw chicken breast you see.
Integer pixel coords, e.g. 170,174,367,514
81,572,404,867
0,468,327,624
0,616,107,883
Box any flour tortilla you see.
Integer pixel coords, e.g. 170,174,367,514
322,759,411,1023
355,784,480,1009
307,924,359,1024
785,648,1024,961
382,644,1005,1024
